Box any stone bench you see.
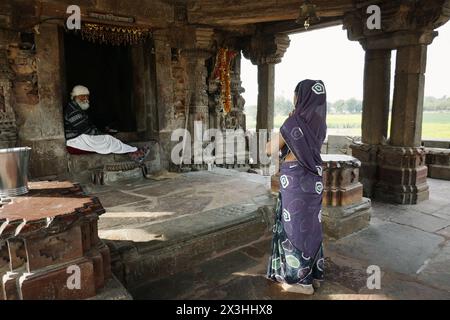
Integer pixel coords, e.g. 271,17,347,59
67,141,161,184
425,148,450,181
271,154,371,240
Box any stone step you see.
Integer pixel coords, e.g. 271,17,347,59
67,141,161,183
100,199,276,295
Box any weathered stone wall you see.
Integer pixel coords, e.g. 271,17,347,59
0,0,252,176
172,51,189,118
7,25,68,178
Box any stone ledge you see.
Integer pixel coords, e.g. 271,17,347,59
428,164,450,181
322,198,372,240
88,275,133,300
101,201,276,292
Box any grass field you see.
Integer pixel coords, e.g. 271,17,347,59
246,112,450,139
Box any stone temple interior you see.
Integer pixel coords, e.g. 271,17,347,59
0,0,449,300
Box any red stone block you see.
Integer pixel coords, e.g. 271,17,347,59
89,218,101,246
25,225,84,272
7,238,27,271
0,240,9,269
19,259,96,300
2,272,20,300
81,221,92,253
88,249,105,290
0,181,110,299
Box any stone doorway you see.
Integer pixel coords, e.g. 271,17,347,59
63,32,136,133
62,30,158,142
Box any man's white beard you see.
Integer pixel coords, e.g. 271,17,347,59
76,100,90,110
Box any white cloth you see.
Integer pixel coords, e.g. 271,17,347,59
67,134,138,154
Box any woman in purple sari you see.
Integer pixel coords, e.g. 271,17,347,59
266,79,327,295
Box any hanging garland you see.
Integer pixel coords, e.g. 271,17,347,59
80,23,151,46
213,48,237,114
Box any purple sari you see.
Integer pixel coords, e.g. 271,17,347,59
267,80,327,287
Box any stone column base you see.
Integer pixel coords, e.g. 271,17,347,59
375,146,429,204
350,143,379,198
322,198,372,240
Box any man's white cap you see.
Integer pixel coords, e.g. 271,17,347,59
71,85,90,99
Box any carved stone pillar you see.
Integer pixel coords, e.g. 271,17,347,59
372,43,430,204
229,52,246,131
256,64,275,132
344,1,449,204
181,28,214,167
182,48,211,136
209,50,247,131
390,44,428,148
0,30,18,148
351,49,391,197
243,33,290,132
362,50,391,146
153,30,176,170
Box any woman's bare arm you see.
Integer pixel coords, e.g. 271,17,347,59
265,132,286,156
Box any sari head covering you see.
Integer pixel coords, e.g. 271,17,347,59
280,79,327,175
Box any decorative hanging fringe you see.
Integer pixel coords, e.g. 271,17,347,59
80,23,151,46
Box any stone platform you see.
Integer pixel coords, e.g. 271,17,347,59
84,168,275,295
425,148,450,181
66,140,162,184
134,178,450,300
0,182,114,300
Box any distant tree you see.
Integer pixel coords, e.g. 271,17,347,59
275,96,294,116
333,100,346,114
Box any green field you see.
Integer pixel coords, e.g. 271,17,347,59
261,112,450,139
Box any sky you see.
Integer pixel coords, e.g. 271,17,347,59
241,23,450,106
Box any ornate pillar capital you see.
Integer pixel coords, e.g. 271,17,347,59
180,27,215,60
243,33,290,66
344,0,450,50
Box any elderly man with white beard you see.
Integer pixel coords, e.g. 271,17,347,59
64,85,149,163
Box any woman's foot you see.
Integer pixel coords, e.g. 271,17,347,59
280,283,314,295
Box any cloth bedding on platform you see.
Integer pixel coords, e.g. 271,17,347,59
66,134,137,154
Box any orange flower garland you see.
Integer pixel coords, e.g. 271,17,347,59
213,48,238,114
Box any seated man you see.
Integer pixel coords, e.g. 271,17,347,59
64,85,149,163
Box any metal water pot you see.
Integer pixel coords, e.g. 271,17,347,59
0,147,32,197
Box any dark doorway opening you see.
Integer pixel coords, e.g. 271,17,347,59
63,32,136,133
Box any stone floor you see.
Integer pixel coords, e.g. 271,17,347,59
84,171,450,300
119,177,450,300
84,168,271,238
